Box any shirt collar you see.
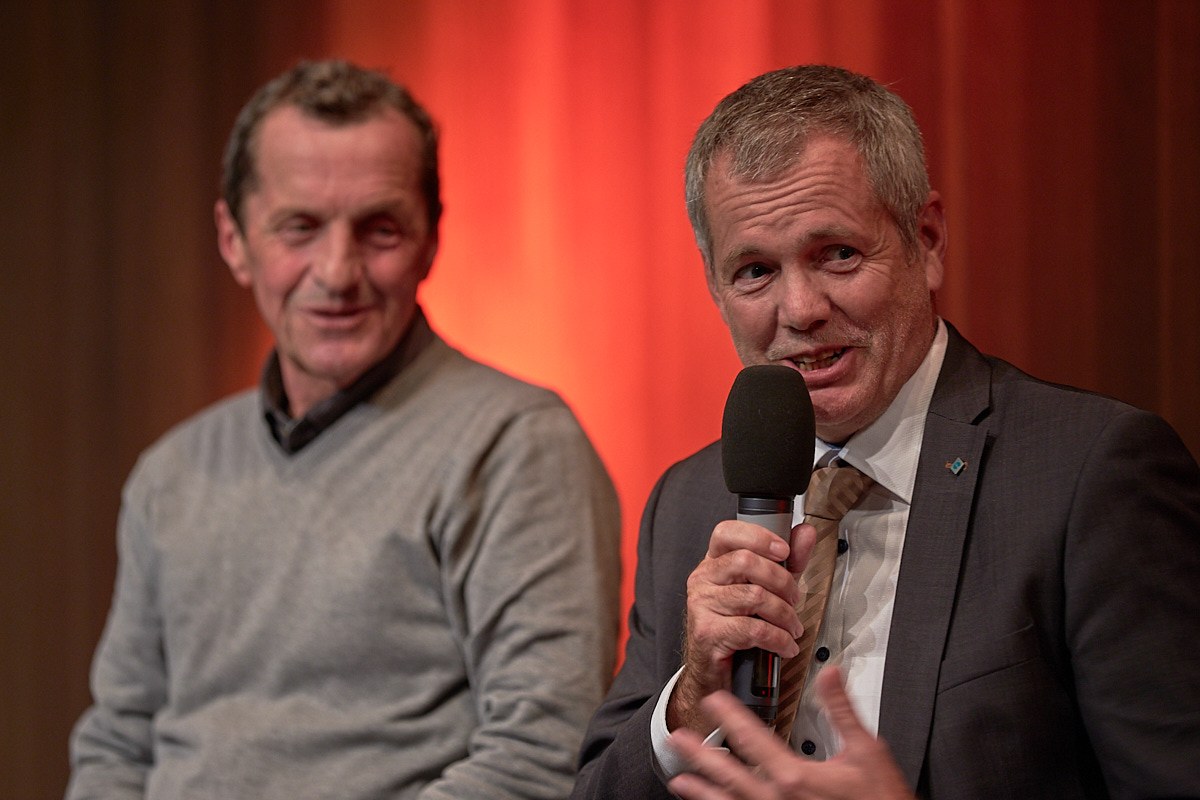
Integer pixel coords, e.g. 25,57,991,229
816,318,948,504
261,308,435,454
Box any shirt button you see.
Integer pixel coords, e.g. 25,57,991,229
837,538,849,555
815,646,830,662
800,739,817,755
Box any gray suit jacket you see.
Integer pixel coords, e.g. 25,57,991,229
573,326,1200,799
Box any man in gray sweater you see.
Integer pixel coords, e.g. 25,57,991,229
66,59,622,800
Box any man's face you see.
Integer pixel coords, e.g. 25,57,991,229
216,105,437,416
704,136,946,443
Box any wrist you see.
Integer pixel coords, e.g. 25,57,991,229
667,668,711,734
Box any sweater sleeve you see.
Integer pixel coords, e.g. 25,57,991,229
419,400,622,800
66,462,166,800
571,462,684,800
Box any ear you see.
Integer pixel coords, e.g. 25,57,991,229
704,263,732,327
214,200,252,287
916,191,947,292
418,232,439,282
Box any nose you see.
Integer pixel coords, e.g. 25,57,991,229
311,222,363,295
777,267,832,334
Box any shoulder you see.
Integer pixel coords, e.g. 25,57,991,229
640,442,731,548
941,324,1179,449
121,388,264,508
655,441,724,496
384,337,571,424
366,339,609,488
939,328,1198,504
136,389,261,469
984,355,1177,456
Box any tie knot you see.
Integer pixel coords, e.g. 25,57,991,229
803,464,874,521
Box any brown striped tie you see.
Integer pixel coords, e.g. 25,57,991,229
773,464,875,743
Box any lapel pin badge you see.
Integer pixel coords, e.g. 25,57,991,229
946,457,968,475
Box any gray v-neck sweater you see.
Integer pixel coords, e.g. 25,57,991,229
68,329,622,799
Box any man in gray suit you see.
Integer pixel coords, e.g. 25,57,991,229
572,65,1200,799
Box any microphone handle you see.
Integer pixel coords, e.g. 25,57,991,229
730,496,793,725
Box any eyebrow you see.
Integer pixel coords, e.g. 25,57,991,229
716,246,763,275
266,196,417,225
716,224,861,273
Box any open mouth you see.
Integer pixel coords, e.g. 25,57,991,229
791,348,846,372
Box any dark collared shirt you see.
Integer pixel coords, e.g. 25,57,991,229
261,309,435,454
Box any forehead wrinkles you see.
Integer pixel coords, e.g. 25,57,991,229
263,138,414,192
252,115,424,217
708,160,870,271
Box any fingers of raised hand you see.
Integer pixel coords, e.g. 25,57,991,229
701,692,801,787
814,667,875,749
667,722,774,800
813,668,916,799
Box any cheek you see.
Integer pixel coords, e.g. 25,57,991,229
249,280,288,328
723,296,774,338
246,246,308,303
248,271,312,333
869,287,933,367
255,273,297,313
369,251,430,296
369,272,418,309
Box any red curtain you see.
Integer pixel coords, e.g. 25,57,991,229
313,0,1200,626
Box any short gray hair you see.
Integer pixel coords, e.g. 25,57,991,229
221,59,442,233
684,65,929,266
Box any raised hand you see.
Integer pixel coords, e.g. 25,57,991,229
667,666,914,800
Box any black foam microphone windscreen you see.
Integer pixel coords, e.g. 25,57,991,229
722,364,815,498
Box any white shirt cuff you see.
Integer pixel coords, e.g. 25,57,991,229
650,667,727,782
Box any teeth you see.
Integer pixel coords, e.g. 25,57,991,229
794,349,844,372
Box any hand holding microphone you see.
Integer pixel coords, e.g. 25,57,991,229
670,365,814,734
722,365,815,724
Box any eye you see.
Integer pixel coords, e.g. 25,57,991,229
277,215,320,245
359,216,405,247
732,261,775,285
821,244,861,273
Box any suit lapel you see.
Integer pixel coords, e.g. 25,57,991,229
877,326,992,789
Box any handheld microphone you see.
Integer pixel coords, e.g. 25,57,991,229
721,364,815,724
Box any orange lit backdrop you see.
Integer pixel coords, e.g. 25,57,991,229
311,1,1200,632
3,2,1198,796
310,0,1200,633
